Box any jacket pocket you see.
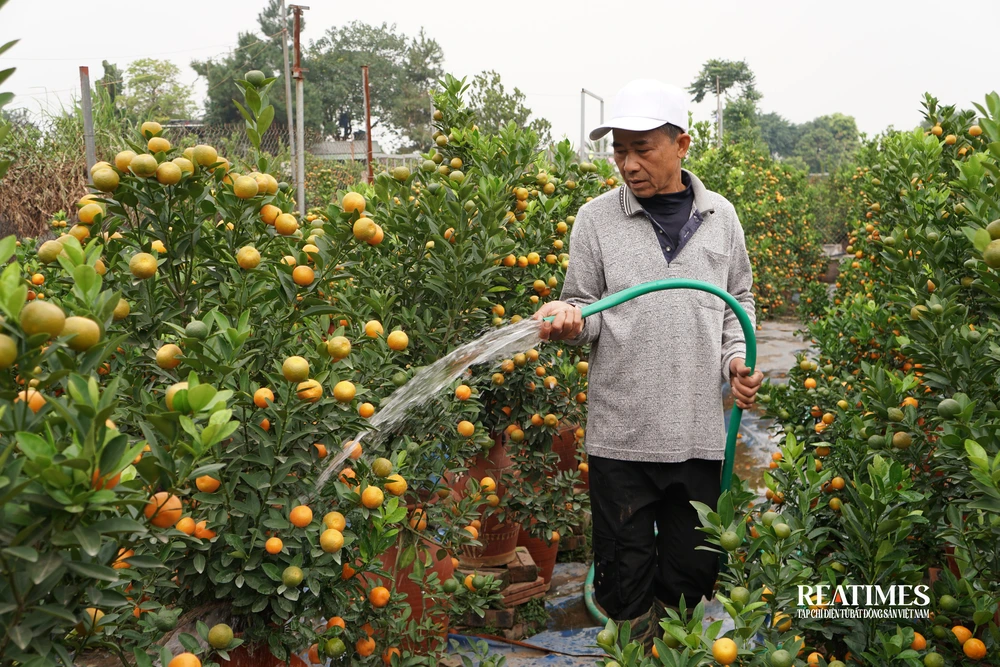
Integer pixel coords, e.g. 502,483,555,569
696,288,726,312
696,246,731,295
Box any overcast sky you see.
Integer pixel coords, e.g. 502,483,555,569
4,0,998,150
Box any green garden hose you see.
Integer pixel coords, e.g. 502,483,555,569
544,278,758,626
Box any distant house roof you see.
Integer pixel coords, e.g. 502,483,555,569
310,140,383,157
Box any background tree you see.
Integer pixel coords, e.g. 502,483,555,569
792,113,860,173
121,58,195,121
466,70,552,146
306,22,444,150
756,112,800,158
193,8,444,151
689,58,763,146
688,58,761,107
96,60,124,106
191,0,289,126
721,97,760,144
689,58,858,171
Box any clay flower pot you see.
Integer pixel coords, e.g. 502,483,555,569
375,539,453,653
450,431,520,567
517,527,559,584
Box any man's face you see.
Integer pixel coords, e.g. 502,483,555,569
612,128,692,198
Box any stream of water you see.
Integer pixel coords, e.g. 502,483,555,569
313,318,546,494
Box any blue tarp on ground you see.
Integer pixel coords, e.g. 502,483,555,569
446,628,603,666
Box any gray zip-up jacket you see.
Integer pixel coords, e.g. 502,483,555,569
560,169,756,463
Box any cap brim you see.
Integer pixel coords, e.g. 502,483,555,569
589,116,677,141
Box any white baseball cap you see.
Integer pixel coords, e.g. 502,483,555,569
589,79,689,141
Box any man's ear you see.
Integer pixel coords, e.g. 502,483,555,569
676,133,692,159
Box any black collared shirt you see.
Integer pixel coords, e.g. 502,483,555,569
636,172,699,263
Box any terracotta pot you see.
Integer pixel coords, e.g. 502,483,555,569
451,432,520,567
928,567,942,585
517,527,559,584
552,423,588,490
220,641,308,667
552,424,578,473
944,545,961,578
376,539,453,653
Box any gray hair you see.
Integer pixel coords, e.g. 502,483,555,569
658,123,684,142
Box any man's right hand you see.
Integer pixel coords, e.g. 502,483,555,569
533,301,584,341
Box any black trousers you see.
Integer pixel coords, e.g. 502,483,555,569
589,456,723,621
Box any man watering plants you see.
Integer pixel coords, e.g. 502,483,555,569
533,79,763,649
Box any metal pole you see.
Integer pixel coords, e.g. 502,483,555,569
291,4,309,214
362,65,374,184
296,79,305,212
580,89,604,159
79,67,96,172
599,98,605,154
280,0,296,181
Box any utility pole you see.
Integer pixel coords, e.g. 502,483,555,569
362,66,374,184
280,0,296,183
290,4,308,215
598,95,605,154
716,75,722,148
79,67,96,172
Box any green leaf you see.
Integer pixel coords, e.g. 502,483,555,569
7,624,31,650
193,553,206,574
133,648,154,667
262,563,280,581
91,517,146,534
0,39,19,58
122,555,167,569
398,544,416,571
65,560,118,582
98,436,127,478
257,105,275,137
38,604,79,624
3,546,38,562
187,384,217,412
245,87,261,115
233,100,254,125
969,609,993,626
28,554,63,584
179,633,201,653
0,235,15,265
73,526,101,557
974,227,992,252
965,439,989,471
15,432,54,460
72,264,98,300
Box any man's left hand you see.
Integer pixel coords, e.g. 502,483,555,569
730,358,764,410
